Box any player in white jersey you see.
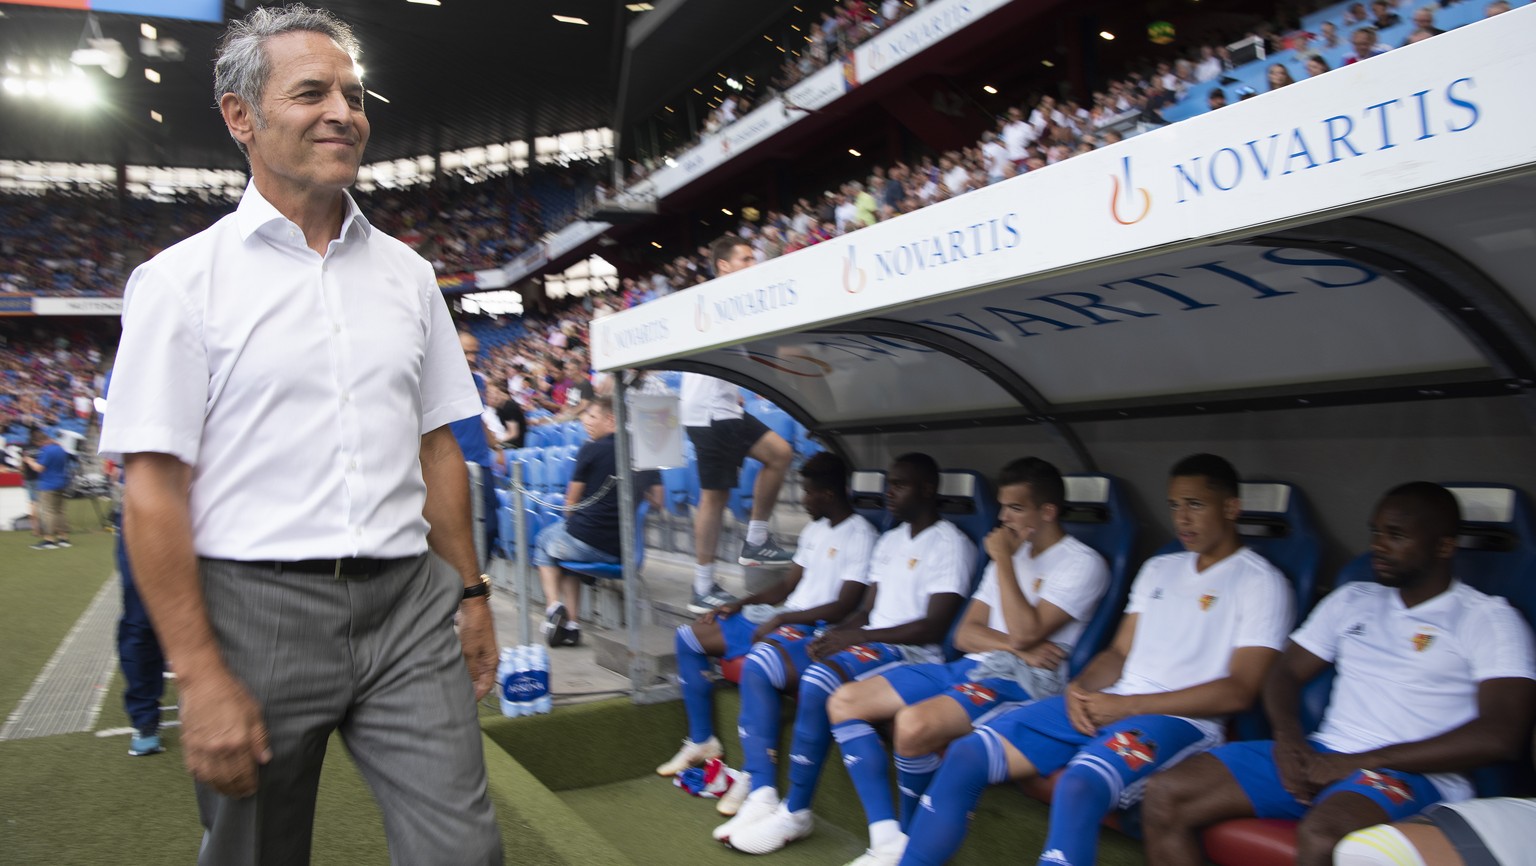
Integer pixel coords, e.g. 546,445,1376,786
821,457,1110,866
896,453,1293,866
724,453,977,854
1144,482,1536,866
657,453,877,811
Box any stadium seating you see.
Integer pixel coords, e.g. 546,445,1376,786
850,469,891,533
1201,482,1536,866
937,469,999,660
554,501,651,583
1059,474,1140,676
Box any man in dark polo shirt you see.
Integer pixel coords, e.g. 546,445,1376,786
533,398,660,646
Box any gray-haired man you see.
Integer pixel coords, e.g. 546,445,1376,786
100,5,501,864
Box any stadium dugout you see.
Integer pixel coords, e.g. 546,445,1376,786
575,9,1536,864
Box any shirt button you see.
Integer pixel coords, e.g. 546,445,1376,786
348,459,358,471
332,324,341,334
354,527,363,536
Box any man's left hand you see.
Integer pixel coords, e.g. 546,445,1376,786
457,598,498,700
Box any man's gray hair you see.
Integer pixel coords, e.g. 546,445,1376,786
214,4,361,153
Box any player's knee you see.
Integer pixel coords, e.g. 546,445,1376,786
893,704,939,755
826,686,856,723
1142,756,1220,828
1297,809,1367,863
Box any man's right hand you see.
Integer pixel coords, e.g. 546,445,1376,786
179,668,272,798
696,602,741,624
1272,737,1318,804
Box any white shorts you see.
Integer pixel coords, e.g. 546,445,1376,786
1424,797,1536,866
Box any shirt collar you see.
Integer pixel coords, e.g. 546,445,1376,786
235,180,372,243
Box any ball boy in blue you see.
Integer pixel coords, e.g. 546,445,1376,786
897,453,1294,866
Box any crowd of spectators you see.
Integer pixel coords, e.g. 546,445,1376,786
0,320,111,438
0,160,606,298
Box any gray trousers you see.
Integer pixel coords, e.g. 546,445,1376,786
195,555,502,866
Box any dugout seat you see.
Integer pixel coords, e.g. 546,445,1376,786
1201,483,1536,866
850,469,890,533
1060,474,1140,676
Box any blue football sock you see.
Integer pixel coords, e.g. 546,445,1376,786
783,662,840,813
833,720,896,825
894,751,941,832
1037,763,1116,866
675,625,714,744
897,733,1000,866
739,646,786,793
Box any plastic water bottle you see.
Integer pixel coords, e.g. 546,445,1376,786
532,645,553,715
497,647,519,717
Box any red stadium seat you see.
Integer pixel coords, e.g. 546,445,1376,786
1201,819,1299,866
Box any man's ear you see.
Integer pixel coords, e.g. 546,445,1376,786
221,92,257,148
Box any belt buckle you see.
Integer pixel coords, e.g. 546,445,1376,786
334,559,343,580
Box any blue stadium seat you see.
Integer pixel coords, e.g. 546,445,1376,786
937,469,998,661
850,469,890,534
1060,474,1140,676
555,502,650,582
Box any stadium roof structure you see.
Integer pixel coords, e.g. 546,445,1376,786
0,0,645,169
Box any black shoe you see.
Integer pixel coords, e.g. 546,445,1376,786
542,603,569,647
560,625,582,647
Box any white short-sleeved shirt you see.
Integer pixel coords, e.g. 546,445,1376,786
966,534,1110,661
99,183,481,560
1109,548,1294,737
865,520,978,658
679,373,743,426
1295,580,1536,802
784,514,879,612
1001,119,1035,161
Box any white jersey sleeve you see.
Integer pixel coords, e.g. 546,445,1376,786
1036,536,1111,623
1462,595,1536,682
1290,583,1354,663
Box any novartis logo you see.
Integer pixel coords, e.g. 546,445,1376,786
1109,155,1152,226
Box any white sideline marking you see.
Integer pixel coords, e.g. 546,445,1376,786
1,575,118,741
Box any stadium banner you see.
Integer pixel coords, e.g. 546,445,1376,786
638,0,1008,201
592,9,1536,372
851,0,1015,86
0,295,32,316
31,297,123,316
437,272,476,292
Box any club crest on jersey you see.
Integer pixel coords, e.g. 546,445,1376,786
828,547,838,558
952,682,998,706
1412,632,1435,652
848,644,883,662
1360,770,1414,805
1199,594,1218,612
1032,577,1043,594
1108,730,1157,771
908,557,920,569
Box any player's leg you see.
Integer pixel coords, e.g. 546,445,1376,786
1297,768,1443,866
828,676,911,855
662,618,733,775
897,728,1041,866
1141,751,1261,866
1043,714,1213,866
890,688,994,829
1334,821,1456,866
712,633,813,842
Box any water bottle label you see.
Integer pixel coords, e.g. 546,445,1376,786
504,670,549,701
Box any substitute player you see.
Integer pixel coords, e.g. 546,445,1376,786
723,453,976,853
656,452,878,818
1143,482,1536,866
827,457,1109,866
896,453,1294,866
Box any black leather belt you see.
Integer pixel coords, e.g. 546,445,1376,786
257,557,411,578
